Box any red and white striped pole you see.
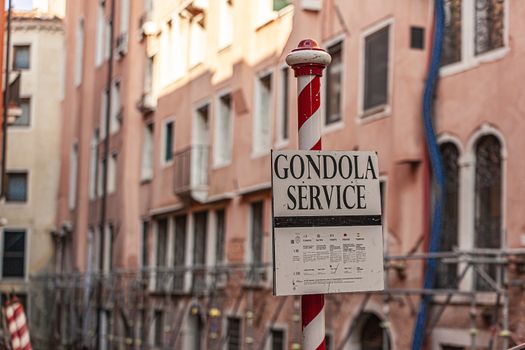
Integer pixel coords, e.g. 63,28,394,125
286,39,331,350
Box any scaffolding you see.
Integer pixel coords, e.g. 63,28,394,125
25,248,525,350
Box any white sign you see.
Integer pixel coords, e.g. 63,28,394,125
271,150,384,296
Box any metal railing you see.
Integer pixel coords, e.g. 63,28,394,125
27,250,525,350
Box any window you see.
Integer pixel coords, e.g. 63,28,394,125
159,16,185,86
0,293,27,312
93,226,102,271
474,135,502,291
104,22,111,61
144,56,154,95
68,144,78,209
270,328,285,350
278,67,289,142
249,201,264,281
194,104,210,179
441,0,462,66
193,212,208,292
174,216,187,291
100,89,108,138
103,225,114,273
99,310,111,350
435,143,460,289
325,41,343,124
6,172,28,203
218,0,234,49
441,346,465,350
253,73,272,154
273,0,291,11
97,158,106,197
162,120,174,164
410,26,425,50
475,0,505,55
107,152,117,194
441,0,506,68
2,230,26,278
186,313,204,350
227,317,242,350
189,16,206,66
11,98,30,127
325,333,333,350
141,221,149,268
89,131,99,199
156,219,168,269
119,0,130,35
110,80,121,133
141,123,154,180
153,310,164,347
215,209,226,264
75,19,84,85
13,45,30,70
363,25,390,112
359,313,390,349
155,219,168,290
96,2,105,66
214,93,233,166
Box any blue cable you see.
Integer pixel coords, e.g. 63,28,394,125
411,0,445,349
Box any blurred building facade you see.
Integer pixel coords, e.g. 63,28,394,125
0,4,64,334
49,0,525,349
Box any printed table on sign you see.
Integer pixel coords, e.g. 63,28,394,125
271,150,384,296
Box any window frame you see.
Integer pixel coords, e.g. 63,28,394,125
437,127,507,298
161,117,175,167
275,64,290,147
188,14,206,67
440,0,509,77
95,1,106,67
75,18,84,86
218,0,234,50
225,315,243,350
9,97,31,128
323,38,344,128
433,142,461,289
13,44,31,70
357,18,394,123
107,151,118,194
89,130,100,199
141,122,154,181
5,171,29,204
110,78,122,134
68,142,79,209
0,228,28,280
140,220,149,269
267,326,288,350
252,69,274,158
213,89,234,168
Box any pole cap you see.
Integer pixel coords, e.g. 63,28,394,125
286,39,331,77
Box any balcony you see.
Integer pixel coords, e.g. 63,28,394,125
136,92,156,115
173,145,209,202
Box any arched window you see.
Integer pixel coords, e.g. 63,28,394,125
474,135,502,290
435,142,460,289
348,312,391,350
360,313,390,350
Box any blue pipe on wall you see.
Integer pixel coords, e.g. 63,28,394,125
411,0,445,349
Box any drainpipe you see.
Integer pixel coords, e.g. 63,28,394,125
1,0,12,199
95,0,116,348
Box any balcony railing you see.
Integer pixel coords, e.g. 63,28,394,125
173,145,209,200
